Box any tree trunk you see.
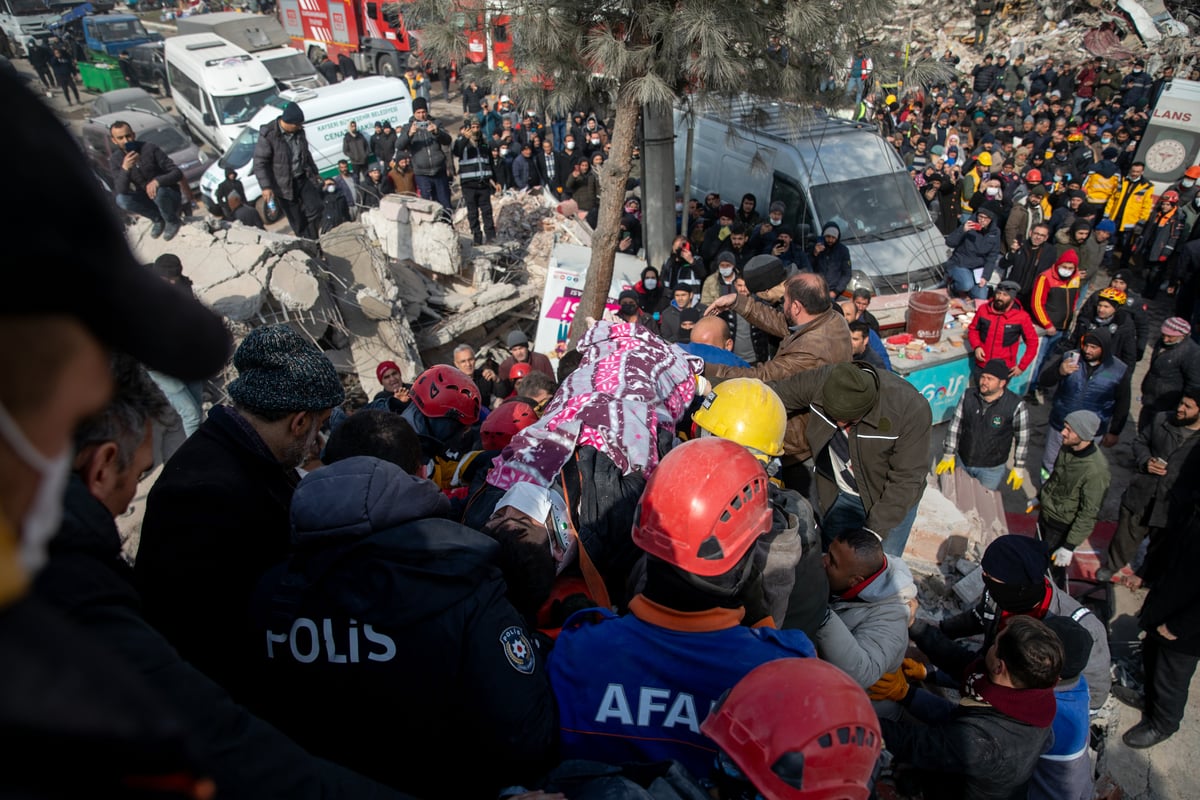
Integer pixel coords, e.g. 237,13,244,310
568,88,641,346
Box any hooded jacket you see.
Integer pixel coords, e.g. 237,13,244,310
1066,304,1137,367
250,457,557,798
1104,175,1155,231
707,303,853,461
36,477,402,800
1029,253,1081,331
813,556,915,688
1039,327,1131,436
967,297,1038,370
769,363,932,535
945,214,1002,277
812,222,853,295
1141,336,1200,413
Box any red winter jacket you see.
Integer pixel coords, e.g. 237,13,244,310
968,298,1039,371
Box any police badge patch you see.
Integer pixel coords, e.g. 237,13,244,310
500,626,536,674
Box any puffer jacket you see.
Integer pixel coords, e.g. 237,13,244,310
1141,336,1200,413
708,303,852,461
945,216,1002,276
967,298,1038,370
769,363,932,536
395,117,451,176
813,556,915,687
1040,327,1131,436
253,118,319,200
1029,257,1081,331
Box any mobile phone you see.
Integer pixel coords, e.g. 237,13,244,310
123,141,144,153
681,241,690,252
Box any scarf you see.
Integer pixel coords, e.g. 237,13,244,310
962,658,1056,728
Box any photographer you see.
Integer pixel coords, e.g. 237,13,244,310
108,119,184,241
396,98,453,212
453,118,499,245
661,235,705,286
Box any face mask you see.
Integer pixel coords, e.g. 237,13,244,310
770,217,781,226
674,202,683,212
643,278,657,290
500,148,508,156
591,138,600,145
325,184,337,193
986,187,1001,197
1058,267,1074,278
619,302,638,316
566,142,575,150
0,401,71,575
719,266,734,278
1183,179,1196,189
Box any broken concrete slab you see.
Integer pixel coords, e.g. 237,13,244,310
412,217,462,276
202,273,266,322
356,287,394,320
904,479,972,565
474,283,518,305
952,565,985,606
269,251,326,311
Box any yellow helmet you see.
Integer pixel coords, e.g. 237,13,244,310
885,94,897,105
692,378,786,458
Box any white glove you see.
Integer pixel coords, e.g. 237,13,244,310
1051,547,1074,567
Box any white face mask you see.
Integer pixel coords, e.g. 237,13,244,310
986,187,1001,197
770,217,781,226
1183,179,1196,189
500,148,508,156
674,202,683,212
591,138,600,145
326,184,337,193
566,142,575,150
719,266,734,277
643,278,657,290
0,401,71,575
1058,267,1074,278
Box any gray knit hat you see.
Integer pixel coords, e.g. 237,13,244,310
228,325,344,412
1063,410,1101,442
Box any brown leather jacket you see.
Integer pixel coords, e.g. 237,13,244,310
706,298,852,460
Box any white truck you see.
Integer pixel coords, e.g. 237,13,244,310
175,11,325,91
1135,77,1200,195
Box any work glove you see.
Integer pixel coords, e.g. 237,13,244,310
1006,468,1029,491
867,667,911,703
1051,547,1074,567
935,456,956,475
900,657,928,682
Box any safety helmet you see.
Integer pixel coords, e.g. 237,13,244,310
977,151,993,167
885,94,897,106
1185,165,1200,179
702,659,882,800
480,399,537,450
633,438,770,577
1025,168,1042,183
1162,189,1180,203
1097,286,1127,306
509,362,532,381
692,378,786,458
409,364,482,425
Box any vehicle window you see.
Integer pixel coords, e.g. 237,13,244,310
366,2,378,19
214,87,277,126
92,19,150,43
167,62,202,109
770,173,815,242
138,124,190,153
381,2,405,31
221,126,259,170
809,173,932,243
493,23,508,43
263,53,318,81
125,96,168,115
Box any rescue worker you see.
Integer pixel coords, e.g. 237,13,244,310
548,438,816,779
400,364,482,490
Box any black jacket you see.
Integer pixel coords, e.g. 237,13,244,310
253,118,319,200
35,477,404,800
342,130,370,165
109,140,182,196
135,406,300,703
371,129,397,165
1140,336,1200,413
1140,446,1200,654
251,457,557,798
395,118,451,176
535,150,571,195
1121,411,1200,528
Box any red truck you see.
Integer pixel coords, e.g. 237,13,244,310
277,0,512,79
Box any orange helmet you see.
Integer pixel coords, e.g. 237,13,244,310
633,438,770,577
480,399,537,450
702,659,882,800
410,364,482,425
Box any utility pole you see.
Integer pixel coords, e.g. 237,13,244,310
640,101,676,269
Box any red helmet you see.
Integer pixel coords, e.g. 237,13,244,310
633,438,770,577
410,364,482,425
509,362,532,381
1161,189,1180,204
480,399,537,450
702,659,882,800
1025,168,1042,183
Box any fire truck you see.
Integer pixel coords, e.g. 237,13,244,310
456,8,512,72
277,0,415,78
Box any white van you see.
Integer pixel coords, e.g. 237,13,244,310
165,34,278,152
1135,77,1200,194
175,12,326,91
198,76,412,213
676,96,948,295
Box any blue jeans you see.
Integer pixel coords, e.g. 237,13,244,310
846,76,865,105
1027,331,1061,391
820,492,919,558
551,119,566,152
115,184,182,225
947,266,988,299
963,463,1006,491
414,171,452,212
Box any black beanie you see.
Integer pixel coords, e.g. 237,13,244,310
981,535,1050,585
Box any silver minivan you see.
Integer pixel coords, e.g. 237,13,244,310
676,96,947,295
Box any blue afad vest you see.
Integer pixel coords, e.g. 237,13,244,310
549,606,815,779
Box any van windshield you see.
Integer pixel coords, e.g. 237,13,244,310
214,88,277,126
139,123,190,153
263,52,318,81
809,174,932,243
93,19,150,43
221,126,258,170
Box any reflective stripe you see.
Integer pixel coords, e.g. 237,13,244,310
1070,607,1092,622
459,152,491,183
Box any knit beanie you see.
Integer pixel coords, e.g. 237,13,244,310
819,364,878,421
228,325,344,413
981,535,1050,584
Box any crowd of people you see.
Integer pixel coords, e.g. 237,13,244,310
9,28,1200,800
